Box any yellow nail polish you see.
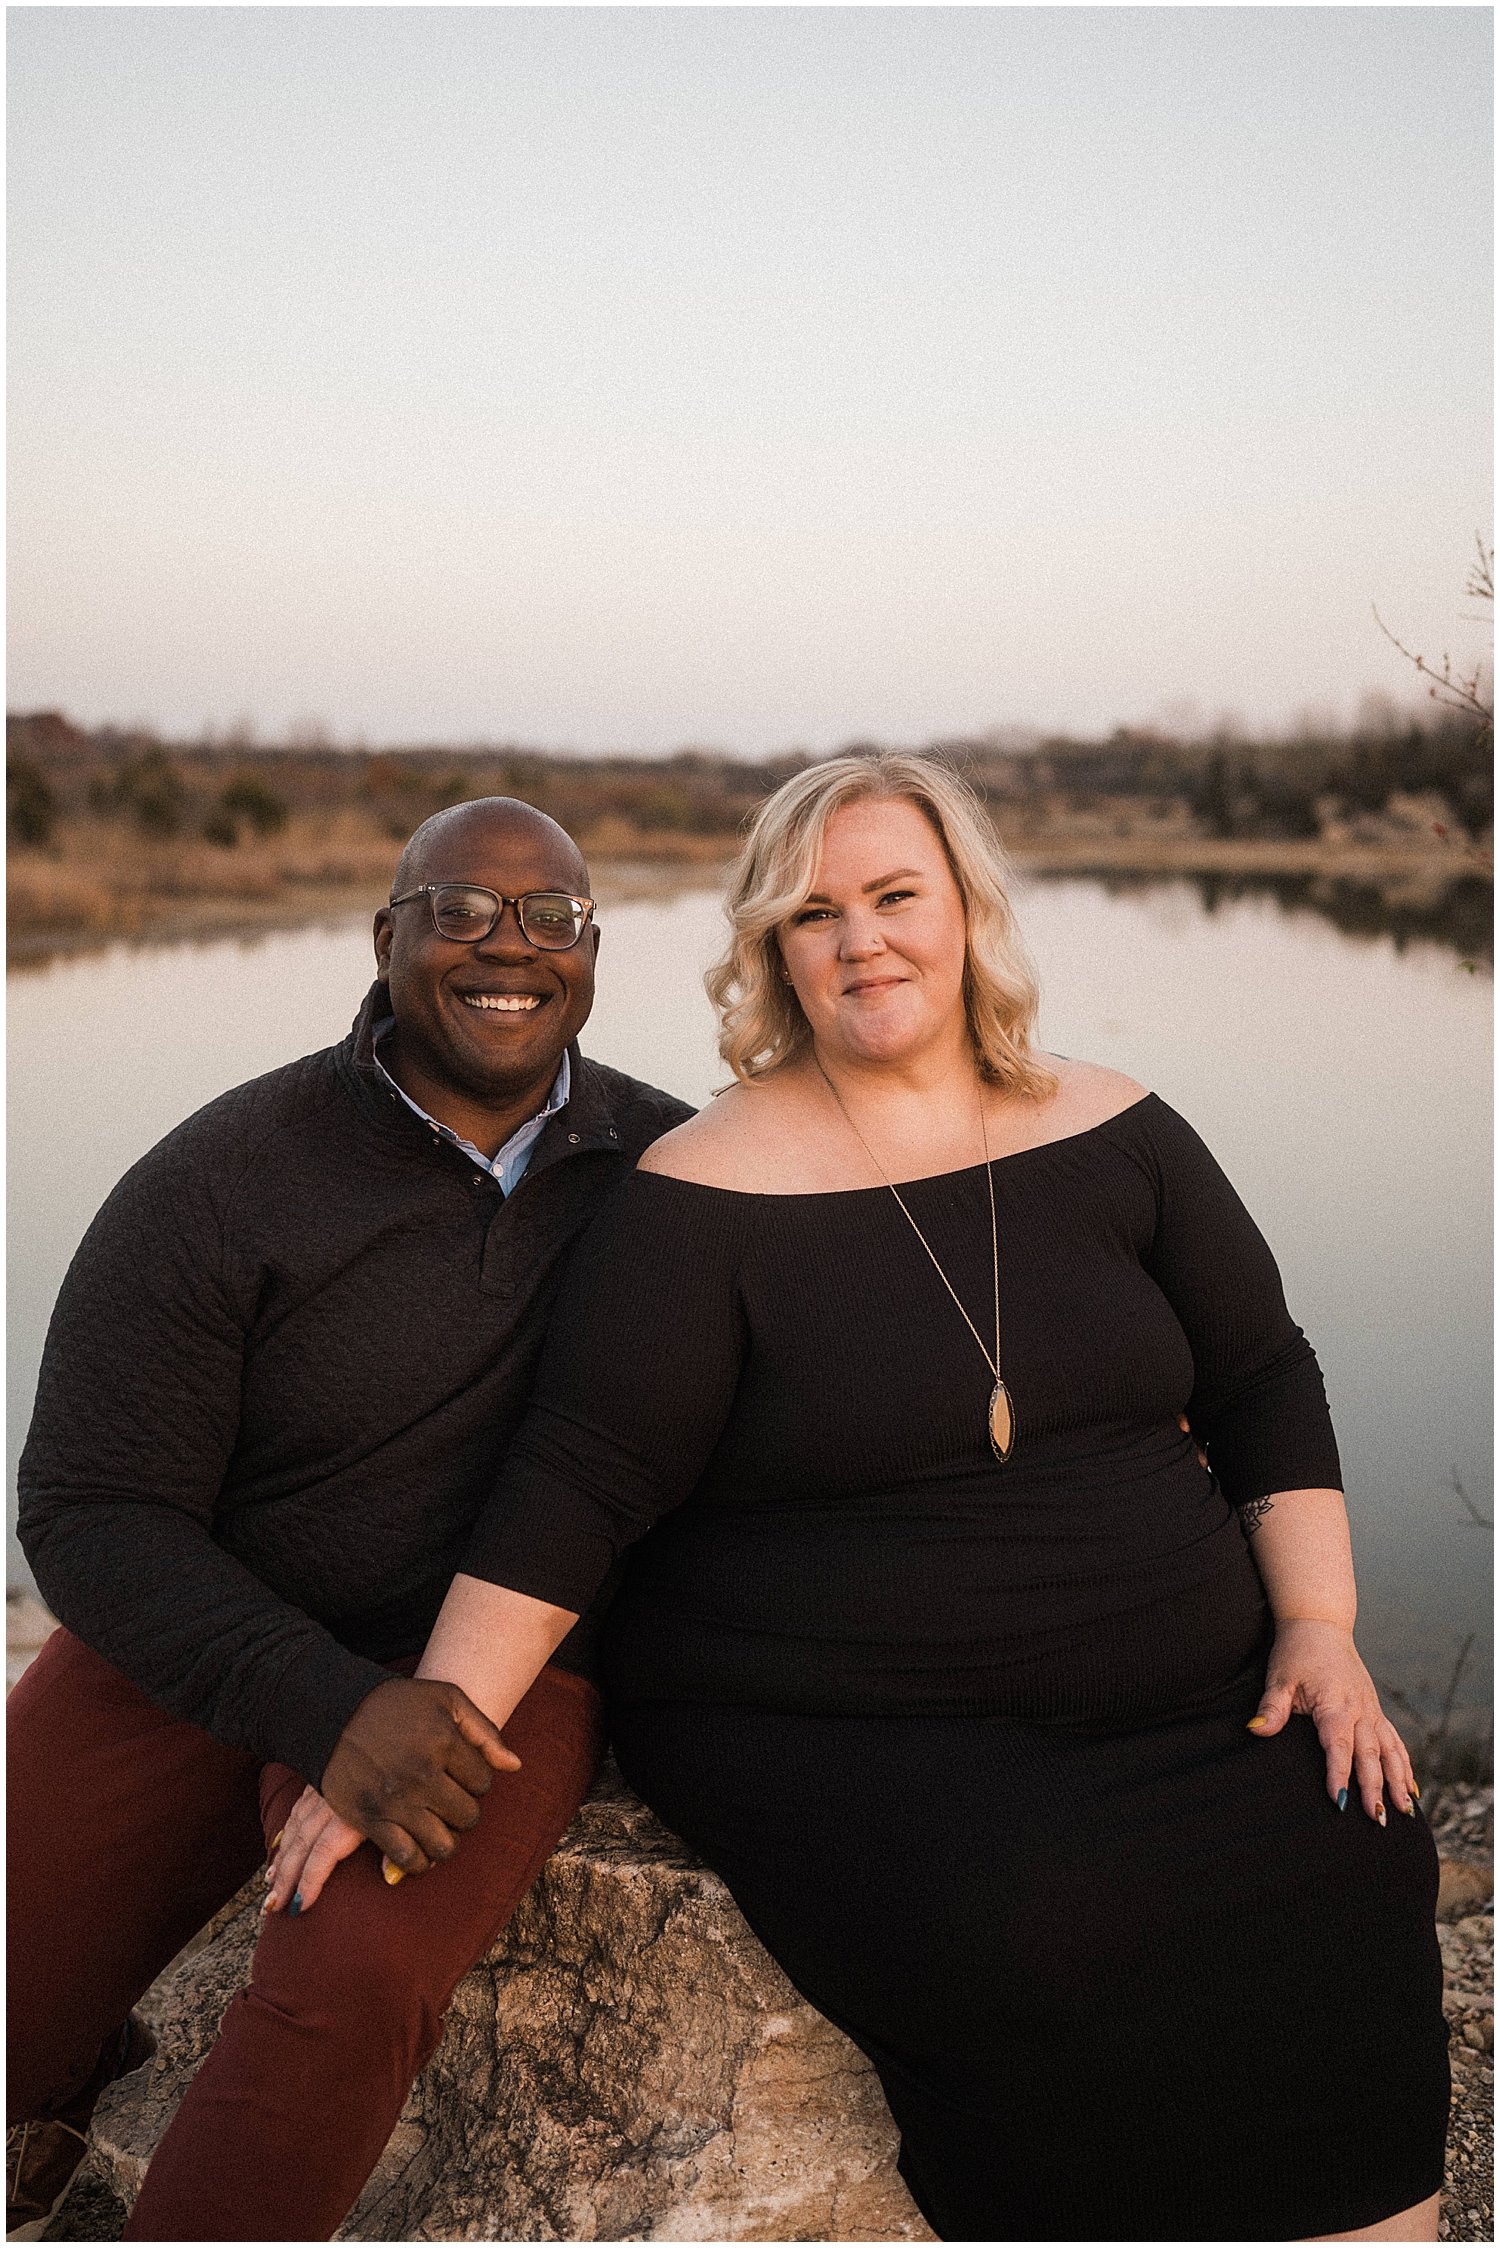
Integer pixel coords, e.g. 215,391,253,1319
270,1830,284,1851
1246,1716,1268,1732
382,1857,404,1886
1412,1782,1421,1800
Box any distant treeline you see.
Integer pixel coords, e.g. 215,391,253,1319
6,712,808,852
968,719,1492,842
7,706,1491,854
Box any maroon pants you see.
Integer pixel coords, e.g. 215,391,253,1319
8,1629,603,2241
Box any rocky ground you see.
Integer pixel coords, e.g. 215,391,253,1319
1428,1784,1494,2242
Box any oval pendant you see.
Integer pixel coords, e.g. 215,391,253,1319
989,1378,1016,1464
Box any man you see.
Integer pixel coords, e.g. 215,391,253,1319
8,798,693,2241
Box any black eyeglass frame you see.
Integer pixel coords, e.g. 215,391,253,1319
388,884,597,950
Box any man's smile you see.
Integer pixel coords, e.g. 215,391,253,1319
460,992,545,1014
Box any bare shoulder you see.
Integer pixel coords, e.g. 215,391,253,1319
1035,1055,1151,1136
636,1078,802,1190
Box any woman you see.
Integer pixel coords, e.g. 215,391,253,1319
274,753,1449,2241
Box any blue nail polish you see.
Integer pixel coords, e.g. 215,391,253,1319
288,1892,304,1917
1336,1787,1348,1812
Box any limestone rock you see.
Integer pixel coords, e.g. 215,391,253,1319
89,1762,932,2242
68,1760,1500,2242
1438,1856,1494,1922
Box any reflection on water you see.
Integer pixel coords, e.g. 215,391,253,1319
1193,869,1492,962
1037,868,1494,964
7,873,1492,1724
8,860,1492,978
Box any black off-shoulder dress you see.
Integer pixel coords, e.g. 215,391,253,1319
466,1094,1449,2241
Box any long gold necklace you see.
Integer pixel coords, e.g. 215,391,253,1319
814,1057,1015,1463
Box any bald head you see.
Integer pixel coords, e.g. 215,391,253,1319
392,797,589,901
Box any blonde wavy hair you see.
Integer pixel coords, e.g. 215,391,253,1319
707,751,1055,1096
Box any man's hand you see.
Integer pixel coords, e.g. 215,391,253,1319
318,1676,520,1877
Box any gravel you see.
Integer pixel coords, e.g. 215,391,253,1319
1432,1786,1493,2243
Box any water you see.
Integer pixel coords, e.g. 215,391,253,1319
8,874,1492,1720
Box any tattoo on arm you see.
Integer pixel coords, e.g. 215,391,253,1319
1237,1495,1274,1537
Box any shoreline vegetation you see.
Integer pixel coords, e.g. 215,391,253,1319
7,708,1492,967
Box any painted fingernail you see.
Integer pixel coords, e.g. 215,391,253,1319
1246,1716,1269,1732
1412,1781,1422,1800
1401,1798,1416,1817
1336,1787,1348,1811
382,1857,404,1887
270,1830,285,1851
260,1893,276,1915
287,1892,303,1918
263,1863,276,1885
1374,1802,1387,1826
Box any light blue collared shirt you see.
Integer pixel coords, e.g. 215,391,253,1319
372,1020,571,1198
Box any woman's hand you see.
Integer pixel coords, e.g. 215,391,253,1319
264,1786,370,1915
1247,1618,1417,1820
1176,1412,1208,1469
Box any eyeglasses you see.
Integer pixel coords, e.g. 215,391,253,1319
388,884,596,950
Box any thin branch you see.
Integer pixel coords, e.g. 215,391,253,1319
1433,1633,1476,1748
1372,606,1493,722
1464,535,1494,605
1449,1467,1493,1529
1372,1674,1426,1729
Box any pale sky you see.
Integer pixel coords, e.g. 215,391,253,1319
7,6,1492,755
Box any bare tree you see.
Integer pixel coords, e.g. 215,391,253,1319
1373,533,1494,740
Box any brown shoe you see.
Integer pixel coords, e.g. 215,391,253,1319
5,2118,90,2242
7,2015,156,2240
